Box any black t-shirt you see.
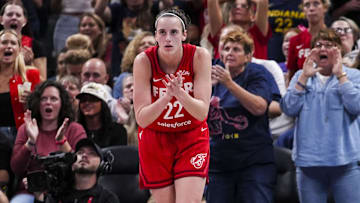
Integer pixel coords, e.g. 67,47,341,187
32,38,46,59
0,92,15,127
43,184,120,203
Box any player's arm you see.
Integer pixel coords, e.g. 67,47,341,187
174,47,212,121
133,52,173,128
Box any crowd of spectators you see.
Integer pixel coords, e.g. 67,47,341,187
0,0,359,202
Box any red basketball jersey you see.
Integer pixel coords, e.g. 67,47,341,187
144,44,205,132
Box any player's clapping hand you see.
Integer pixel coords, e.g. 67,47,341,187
162,72,184,97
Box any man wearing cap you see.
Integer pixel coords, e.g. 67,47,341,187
35,138,119,203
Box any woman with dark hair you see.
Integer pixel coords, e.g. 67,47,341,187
77,82,127,147
26,81,75,128
10,80,86,203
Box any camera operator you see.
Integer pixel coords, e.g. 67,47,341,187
35,138,119,203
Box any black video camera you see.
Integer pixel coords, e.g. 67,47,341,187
27,151,77,196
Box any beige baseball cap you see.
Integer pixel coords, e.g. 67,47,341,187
76,82,108,103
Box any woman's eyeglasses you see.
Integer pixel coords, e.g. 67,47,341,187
333,27,353,35
314,41,335,49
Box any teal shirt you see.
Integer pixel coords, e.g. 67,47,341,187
281,67,360,167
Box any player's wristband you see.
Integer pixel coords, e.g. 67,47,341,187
55,137,67,145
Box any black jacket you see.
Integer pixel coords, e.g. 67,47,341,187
87,122,127,148
41,183,119,203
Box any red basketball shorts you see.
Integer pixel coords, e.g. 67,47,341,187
138,122,210,189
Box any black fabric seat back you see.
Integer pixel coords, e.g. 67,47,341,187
274,146,299,203
98,146,150,203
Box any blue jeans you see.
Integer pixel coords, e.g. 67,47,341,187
206,163,276,203
297,162,360,203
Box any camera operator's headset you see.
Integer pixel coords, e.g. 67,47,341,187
97,150,114,175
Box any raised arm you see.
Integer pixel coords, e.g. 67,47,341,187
207,0,225,37
280,52,318,117
253,0,269,36
133,53,173,128
94,0,111,23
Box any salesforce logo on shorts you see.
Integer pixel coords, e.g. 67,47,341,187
157,120,192,128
